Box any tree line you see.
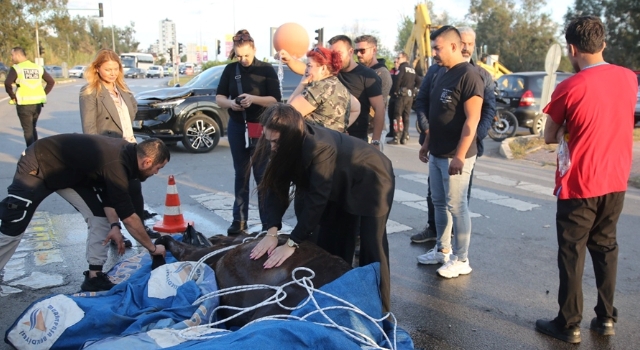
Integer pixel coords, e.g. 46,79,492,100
396,0,639,73
1,0,139,66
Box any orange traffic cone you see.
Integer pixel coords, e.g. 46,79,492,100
153,175,194,233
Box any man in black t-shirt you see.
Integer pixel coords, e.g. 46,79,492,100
328,35,385,145
416,26,484,279
0,135,170,291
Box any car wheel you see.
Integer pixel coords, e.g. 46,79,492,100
182,112,220,153
529,114,546,135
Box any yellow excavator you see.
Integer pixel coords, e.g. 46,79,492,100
403,3,511,80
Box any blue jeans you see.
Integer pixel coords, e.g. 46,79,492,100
227,118,266,224
429,155,476,261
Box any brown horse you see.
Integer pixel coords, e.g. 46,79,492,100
153,234,352,328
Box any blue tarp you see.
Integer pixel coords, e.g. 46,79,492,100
5,236,414,350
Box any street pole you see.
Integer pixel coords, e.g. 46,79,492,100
110,0,115,51
35,20,40,58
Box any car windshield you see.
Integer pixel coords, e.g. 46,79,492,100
497,75,525,94
183,65,226,89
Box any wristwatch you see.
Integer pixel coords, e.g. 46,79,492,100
110,222,122,230
371,140,381,146
286,238,299,249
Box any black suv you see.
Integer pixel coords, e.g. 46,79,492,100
133,64,300,153
496,71,573,134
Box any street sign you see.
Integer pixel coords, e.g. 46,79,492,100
540,43,563,117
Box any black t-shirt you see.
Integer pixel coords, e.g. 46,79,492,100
217,60,282,123
428,62,484,158
33,134,141,219
338,64,382,138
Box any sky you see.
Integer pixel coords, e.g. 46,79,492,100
67,0,573,61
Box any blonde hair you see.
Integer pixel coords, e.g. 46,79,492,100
83,49,130,95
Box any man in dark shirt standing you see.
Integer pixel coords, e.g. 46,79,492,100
0,135,170,291
387,51,418,145
416,26,484,279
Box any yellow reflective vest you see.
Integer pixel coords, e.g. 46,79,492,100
13,60,47,105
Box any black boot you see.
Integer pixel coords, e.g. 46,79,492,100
227,221,247,235
145,226,161,238
535,318,581,344
81,271,116,292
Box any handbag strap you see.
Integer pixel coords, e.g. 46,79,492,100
234,64,247,121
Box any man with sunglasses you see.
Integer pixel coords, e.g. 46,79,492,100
354,35,392,138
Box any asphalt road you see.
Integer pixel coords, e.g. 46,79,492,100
1,77,639,349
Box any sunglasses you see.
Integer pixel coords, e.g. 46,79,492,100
233,34,254,42
313,46,327,59
354,47,372,54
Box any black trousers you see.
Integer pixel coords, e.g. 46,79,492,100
314,200,391,313
387,98,396,137
16,104,42,147
555,191,624,327
393,96,413,140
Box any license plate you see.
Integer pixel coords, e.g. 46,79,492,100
132,120,142,128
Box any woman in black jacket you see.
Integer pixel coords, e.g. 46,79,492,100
216,29,281,235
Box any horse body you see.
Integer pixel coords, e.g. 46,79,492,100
154,234,352,328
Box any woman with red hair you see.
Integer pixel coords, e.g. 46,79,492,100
288,46,359,132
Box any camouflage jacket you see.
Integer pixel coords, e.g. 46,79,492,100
301,75,350,133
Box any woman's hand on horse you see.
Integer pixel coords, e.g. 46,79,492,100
263,245,295,269
250,236,278,260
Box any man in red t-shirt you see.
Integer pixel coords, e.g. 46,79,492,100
535,16,638,344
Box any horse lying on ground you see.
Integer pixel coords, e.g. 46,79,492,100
152,234,352,328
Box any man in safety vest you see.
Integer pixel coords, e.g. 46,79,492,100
4,46,55,147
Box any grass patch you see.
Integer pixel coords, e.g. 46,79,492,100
634,127,640,141
168,76,194,86
509,136,554,159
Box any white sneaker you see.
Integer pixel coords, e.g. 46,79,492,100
417,248,451,265
437,257,472,278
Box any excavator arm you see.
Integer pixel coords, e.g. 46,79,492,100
404,4,433,75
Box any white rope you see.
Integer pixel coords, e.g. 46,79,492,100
179,264,398,349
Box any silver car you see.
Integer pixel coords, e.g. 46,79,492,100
68,65,86,78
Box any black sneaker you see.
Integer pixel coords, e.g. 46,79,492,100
81,271,116,292
145,226,161,239
110,237,133,248
535,318,581,344
227,221,247,235
142,210,157,220
590,317,615,336
411,226,437,243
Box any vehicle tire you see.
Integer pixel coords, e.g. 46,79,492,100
488,109,518,142
79,73,83,78
529,114,546,135
182,112,220,153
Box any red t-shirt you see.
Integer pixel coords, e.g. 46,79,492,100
543,64,637,199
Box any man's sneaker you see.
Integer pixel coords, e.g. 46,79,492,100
417,247,451,265
142,209,157,220
437,257,472,278
145,226,161,239
81,271,116,292
535,318,581,344
411,226,437,243
590,317,615,336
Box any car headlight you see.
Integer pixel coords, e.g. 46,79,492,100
151,98,185,109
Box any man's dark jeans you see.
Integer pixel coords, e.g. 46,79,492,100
16,104,42,147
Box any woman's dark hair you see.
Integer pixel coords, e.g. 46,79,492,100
253,103,306,202
229,29,255,60
306,47,342,75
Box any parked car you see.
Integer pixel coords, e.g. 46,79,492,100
125,67,145,79
44,65,64,78
68,65,86,78
496,71,573,134
146,65,164,78
133,64,299,153
0,62,8,82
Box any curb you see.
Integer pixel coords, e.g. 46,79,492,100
55,79,78,85
499,134,543,160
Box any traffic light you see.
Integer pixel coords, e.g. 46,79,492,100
178,43,184,55
216,40,221,55
314,28,324,47
168,47,173,62
39,45,44,56
98,3,103,17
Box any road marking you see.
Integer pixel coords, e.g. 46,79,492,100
394,189,482,218
473,171,554,197
399,172,541,212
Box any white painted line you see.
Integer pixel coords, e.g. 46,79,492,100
9,271,65,290
487,198,539,211
387,219,412,233
402,201,429,212
399,173,429,185
394,189,424,202
475,174,519,187
516,182,554,197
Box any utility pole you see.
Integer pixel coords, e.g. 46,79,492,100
110,1,115,51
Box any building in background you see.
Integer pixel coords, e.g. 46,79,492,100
159,19,176,62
